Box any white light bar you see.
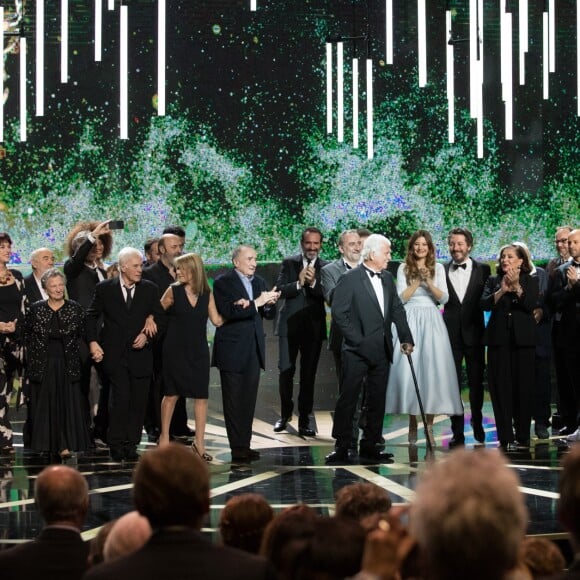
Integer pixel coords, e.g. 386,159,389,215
120,5,128,139
36,0,45,115
326,43,332,134
95,0,102,62
337,42,344,143
386,0,393,65
446,10,454,143
20,37,27,142
418,0,427,86
366,58,373,160
158,0,166,116
61,0,68,83
352,57,359,148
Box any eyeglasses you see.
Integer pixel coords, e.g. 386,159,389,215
555,239,568,244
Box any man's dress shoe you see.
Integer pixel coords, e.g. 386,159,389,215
325,448,350,464
359,448,394,464
298,425,316,437
273,417,290,432
471,420,485,443
231,448,260,462
448,435,465,448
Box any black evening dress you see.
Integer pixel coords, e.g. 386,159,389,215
28,305,91,454
163,284,210,399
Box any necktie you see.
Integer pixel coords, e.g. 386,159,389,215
365,268,381,278
124,285,133,309
452,263,467,271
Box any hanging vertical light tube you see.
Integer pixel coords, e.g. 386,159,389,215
446,10,454,143
326,42,333,134
418,0,427,86
36,0,45,116
337,42,344,143
385,0,393,65
366,58,373,160
500,3,513,140
469,0,478,117
250,0,257,11
577,0,580,115
158,0,166,116
549,0,555,72
543,10,549,99
120,5,128,139
20,37,27,142
108,0,115,10
352,58,359,148
95,0,102,62
476,0,484,157
0,8,4,142
519,0,528,85
61,0,68,83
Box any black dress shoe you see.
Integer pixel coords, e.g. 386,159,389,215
471,420,485,443
273,417,290,432
247,449,260,459
448,435,465,448
359,449,394,463
231,448,260,462
535,425,550,440
298,425,316,437
558,425,575,436
110,448,125,462
325,448,350,464
124,448,140,461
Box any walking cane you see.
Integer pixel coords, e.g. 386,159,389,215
406,352,434,454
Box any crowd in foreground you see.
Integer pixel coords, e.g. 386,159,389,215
0,443,579,579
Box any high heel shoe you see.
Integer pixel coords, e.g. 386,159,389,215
192,441,213,462
408,415,418,444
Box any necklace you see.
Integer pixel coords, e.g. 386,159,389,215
0,270,12,285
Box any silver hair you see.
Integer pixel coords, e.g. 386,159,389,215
30,247,53,263
40,268,65,290
231,245,254,263
361,234,391,262
338,229,359,248
118,247,143,266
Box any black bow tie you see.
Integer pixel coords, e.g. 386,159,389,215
452,263,467,271
365,268,382,278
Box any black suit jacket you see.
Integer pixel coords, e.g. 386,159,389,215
443,259,491,347
212,269,275,372
548,261,580,347
23,273,44,305
82,528,274,580
86,278,164,377
0,527,89,580
332,265,413,366
480,272,539,347
142,261,174,297
63,238,106,309
274,254,328,340
321,258,349,353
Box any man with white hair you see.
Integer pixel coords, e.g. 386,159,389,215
87,247,164,462
327,234,414,464
24,247,55,303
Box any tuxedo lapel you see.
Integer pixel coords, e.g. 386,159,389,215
360,268,383,316
463,260,481,301
445,261,460,303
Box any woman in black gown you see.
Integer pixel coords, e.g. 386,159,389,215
25,269,91,459
159,253,223,460
0,232,26,455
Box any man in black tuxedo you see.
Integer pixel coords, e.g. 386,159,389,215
87,247,164,462
142,232,191,442
443,227,491,447
83,444,274,580
327,234,413,464
23,247,54,304
273,227,328,436
550,228,580,442
212,245,279,462
0,465,89,580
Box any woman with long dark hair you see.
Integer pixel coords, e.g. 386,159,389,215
480,243,539,450
385,230,462,446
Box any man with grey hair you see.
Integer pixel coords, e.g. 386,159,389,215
0,465,90,579
87,247,164,462
24,247,55,303
327,234,413,464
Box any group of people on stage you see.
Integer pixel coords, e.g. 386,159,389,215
0,219,578,463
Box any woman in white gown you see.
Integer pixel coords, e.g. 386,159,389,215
385,230,463,445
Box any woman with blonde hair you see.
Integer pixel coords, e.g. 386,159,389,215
159,253,223,460
385,230,463,446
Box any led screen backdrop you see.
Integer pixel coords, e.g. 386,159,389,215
0,0,578,264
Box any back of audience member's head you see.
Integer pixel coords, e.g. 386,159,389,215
334,482,392,525
132,443,209,529
410,449,528,580
293,516,366,580
219,493,274,554
558,445,580,550
260,504,318,579
103,511,152,562
35,465,89,528
87,520,116,567
521,537,565,578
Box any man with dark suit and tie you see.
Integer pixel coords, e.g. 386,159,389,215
87,247,164,462
0,465,89,580
83,444,274,580
212,245,279,462
23,247,55,304
550,228,580,442
273,227,328,436
443,227,491,447
326,234,414,464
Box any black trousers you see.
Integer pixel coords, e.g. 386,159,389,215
220,351,261,451
278,333,323,420
449,341,486,437
107,358,151,449
332,350,389,451
553,321,578,427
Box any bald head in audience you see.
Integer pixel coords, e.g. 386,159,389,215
103,511,152,562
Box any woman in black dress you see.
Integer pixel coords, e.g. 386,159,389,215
25,269,91,459
159,253,223,460
0,233,26,455
480,244,539,451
